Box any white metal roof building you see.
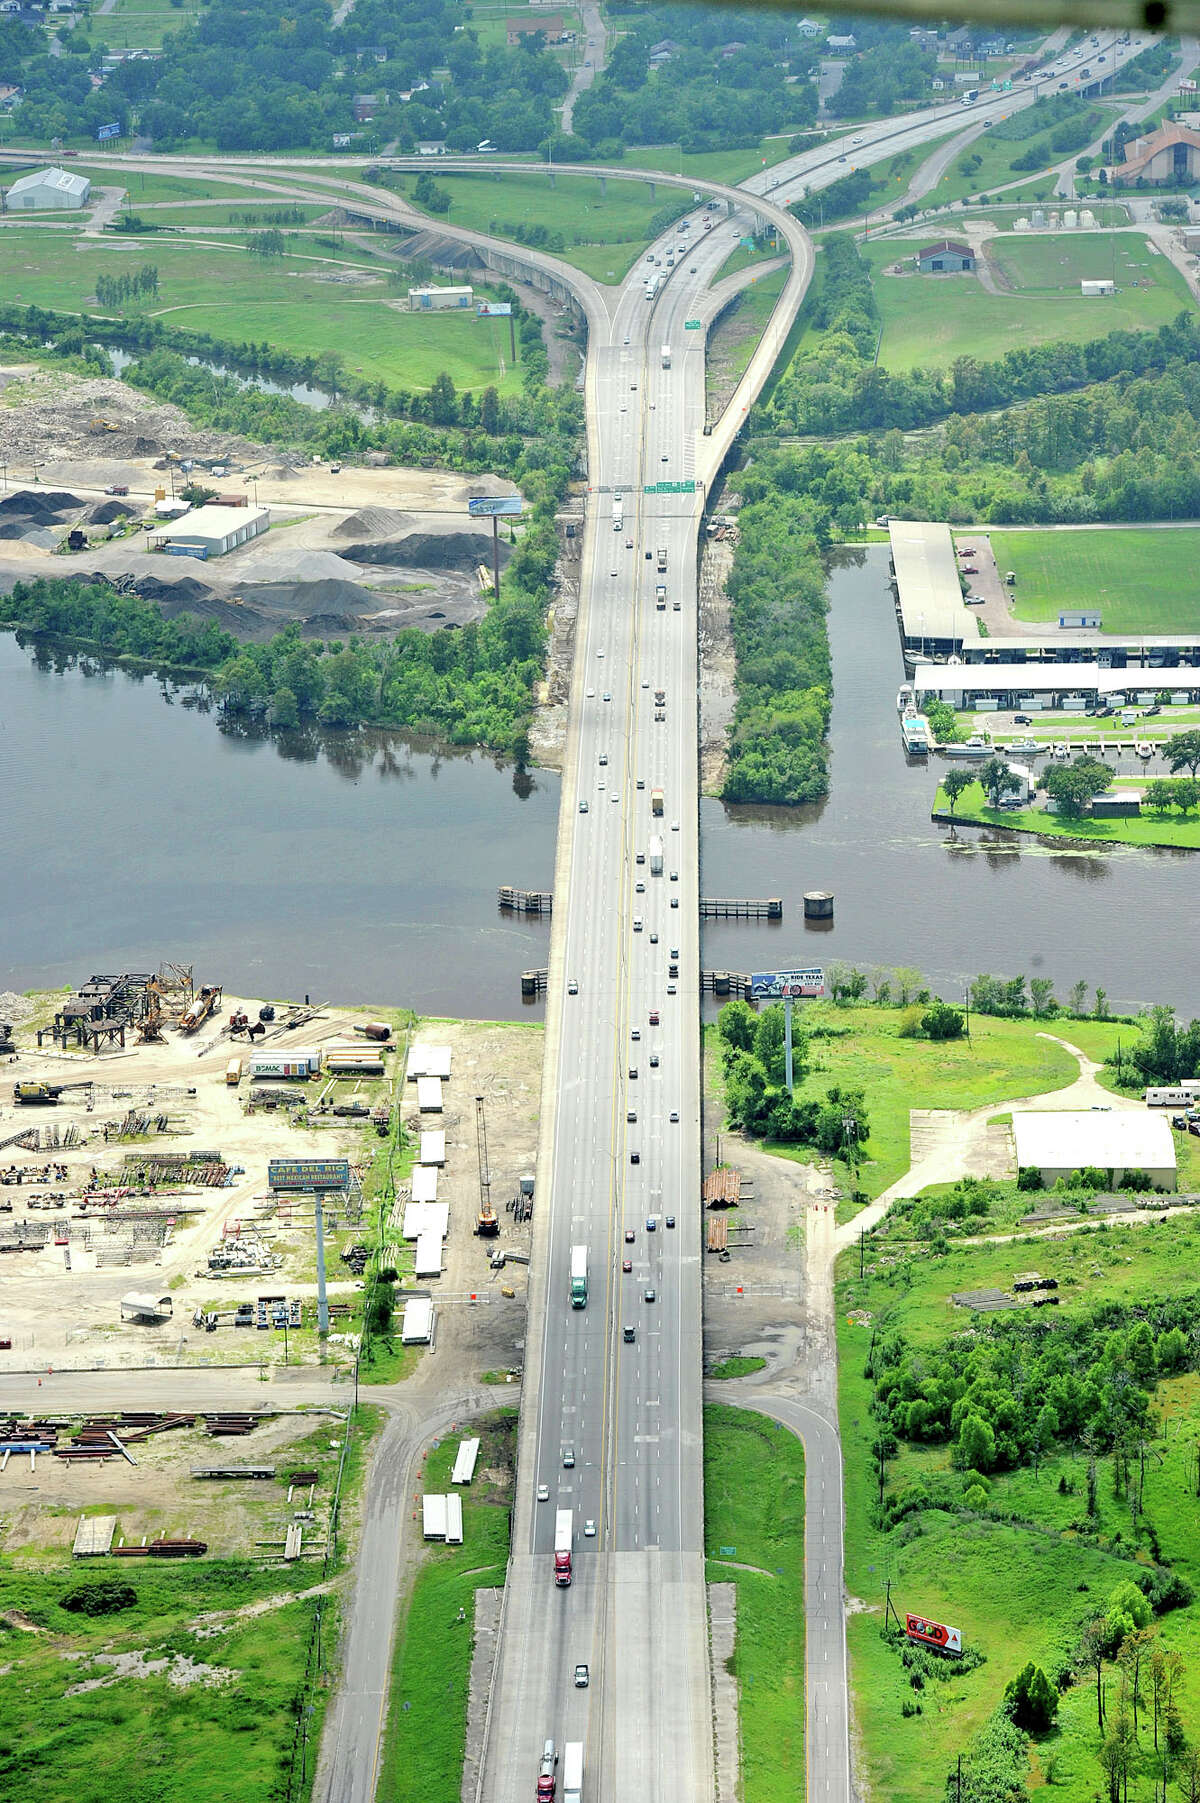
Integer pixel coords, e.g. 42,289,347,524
120,1291,173,1321
411,1165,439,1204
5,165,91,209
151,504,269,558
419,1129,446,1165
451,1438,480,1485
913,663,1200,708
890,520,979,659
414,1231,443,1277
1013,1110,1177,1191
408,1044,453,1080
402,1297,434,1343
402,1200,449,1240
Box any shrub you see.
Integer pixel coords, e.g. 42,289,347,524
1004,1661,1059,1731
61,1581,138,1616
1017,1167,1043,1192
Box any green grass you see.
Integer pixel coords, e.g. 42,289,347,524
991,526,1200,634
624,140,795,185
378,1413,515,1803
133,204,333,228
0,1400,390,1803
771,1004,1106,1199
716,266,788,381
704,1406,805,1803
957,707,1200,745
88,0,201,49
930,105,1123,208
709,1355,768,1378
397,168,677,281
837,1215,1200,1803
935,780,1200,848
716,239,784,281
0,228,522,393
75,169,274,204
867,230,1194,372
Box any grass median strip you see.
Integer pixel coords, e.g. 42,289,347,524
705,1405,806,1803
378,1411,515,1803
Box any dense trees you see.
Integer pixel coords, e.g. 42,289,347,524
573,4,815,155
0,565,549,755
716,1000,869,1155
870,1298,1200,1475
721,491,830,805
1044,755,1113,818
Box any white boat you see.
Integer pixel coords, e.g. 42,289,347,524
941,735,990,758
901,714,929,755
1051,743,1070,761
1136,742,1153,760
896,683,916,715
1009,736,1040,753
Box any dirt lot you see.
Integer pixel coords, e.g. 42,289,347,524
0,992,544,1386
0,364,522,635
0,1410,349,1562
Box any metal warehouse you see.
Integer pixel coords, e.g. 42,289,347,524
889,520,975,659
151,505,270,559
1012,1111,1177,1191
5,165,91,209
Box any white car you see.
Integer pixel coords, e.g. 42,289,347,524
584,1519,596,1537
537,1484,550,1502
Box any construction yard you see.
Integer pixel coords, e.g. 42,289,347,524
0,971,543,1381
0,363,522,636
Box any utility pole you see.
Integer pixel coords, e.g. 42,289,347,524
859,1228,865,1279
784,990,795,1095
491,513,501,598
314,1193,329,1336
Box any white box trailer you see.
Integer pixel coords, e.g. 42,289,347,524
415,1231,443,1277
563,1742,583,1803
416,1076,443,1113
452,1438,480,1484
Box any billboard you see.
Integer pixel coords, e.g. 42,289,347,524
905,1614,962,1655
477,302,513,317
750,968,824,1000
268,1158,351,1192
468,495,523,518
96,123,122,141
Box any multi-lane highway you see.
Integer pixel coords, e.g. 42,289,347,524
472,28,1148,1803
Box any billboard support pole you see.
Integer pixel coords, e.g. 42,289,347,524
784,992,794,1096
315,1194,330,1337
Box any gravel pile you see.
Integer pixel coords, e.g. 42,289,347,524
0,368,257,465
331,506,412,540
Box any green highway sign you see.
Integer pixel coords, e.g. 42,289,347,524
643,480,696,495
685,319,702,330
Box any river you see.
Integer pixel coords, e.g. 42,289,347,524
0,636,558,1017
700,546,1198,1019
2,546,1195,1018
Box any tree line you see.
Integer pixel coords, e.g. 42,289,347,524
93,267,159,309
0,552,551,757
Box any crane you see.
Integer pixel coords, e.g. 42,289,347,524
475,1094,499,1237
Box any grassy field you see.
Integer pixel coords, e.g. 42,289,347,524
714,265,788,383
935,780,1200,849
90,0,201,49
767,1004,1119,1199
74,169,276,204
992,526,1200,634
838,1213,1200,1803
957,708,1200,745
378,1414,514,1803
132,203,334,228
929,105,1122,208
867,229,1193,371
0,1400,387,1803
624,140,795,184
397,168,676,281
705,1406,806,1803
0,228,523,393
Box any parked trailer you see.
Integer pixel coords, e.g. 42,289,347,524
1146,1087,1197,1107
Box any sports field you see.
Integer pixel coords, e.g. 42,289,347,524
991,526,1200,633
868,230,1194,370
